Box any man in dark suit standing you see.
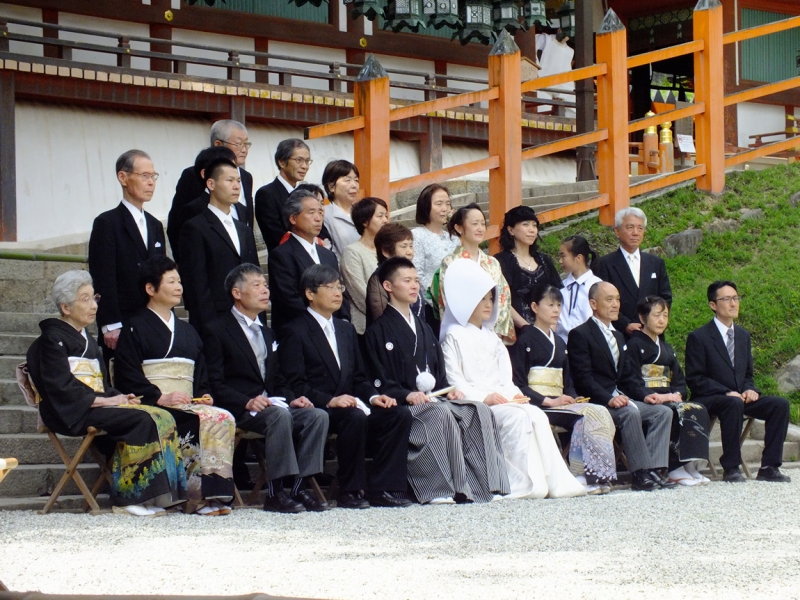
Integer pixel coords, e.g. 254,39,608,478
168,120,254,245
568,281,673,491
594,207,672,336
203,263,330,513
685,280,790,483
89,149,166,363
279,264,412,508
255,139,311,252
179,158,259,330
267,187,350,337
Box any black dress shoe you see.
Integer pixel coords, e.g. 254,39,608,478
367,491,412,508
723,467,746,483
756,466,791,483
293,489,331,512
337,491,371,509
235,479,255,492
630,469,658,491
649,470,677,489
263,490,306,513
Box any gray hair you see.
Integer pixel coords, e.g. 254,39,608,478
115,149,150,174
52,270,93,315
210,119,247,145
284,187,321,221
224,263,264,299
275,138,310,168
614,207,647,228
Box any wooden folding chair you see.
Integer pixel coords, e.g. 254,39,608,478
550,425,571,462
0,457,18,485
706,415,756,479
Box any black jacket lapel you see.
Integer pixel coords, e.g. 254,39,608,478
225,313,263,382
611,249,639,298
204,209,239,255
588,319,618,373
305,313,341,381
118,204,148,258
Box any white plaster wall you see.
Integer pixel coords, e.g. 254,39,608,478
737,102,787,148
171,28,256,83
445,64,489,108
373,53,434,102
267,41,346,92
57,14,150,71
0,2,43,57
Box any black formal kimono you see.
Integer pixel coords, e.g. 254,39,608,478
26,318,185,507
114,309,235,506
621,331,710,471
509,325,616,485
364,306,509,503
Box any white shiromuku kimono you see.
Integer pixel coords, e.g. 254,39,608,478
440,259,586,500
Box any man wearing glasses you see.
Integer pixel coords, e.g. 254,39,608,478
88,149,166,364
685,280,791,483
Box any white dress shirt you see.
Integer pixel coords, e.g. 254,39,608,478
277,173,296,194
207,203,241,255
307,307,339,367
621,247,641,287
232,307,267,380
291,232,320,264
237,166,247,210
556,269,603,342
122,199,148,248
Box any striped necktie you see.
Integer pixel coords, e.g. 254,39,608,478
726,327,735,366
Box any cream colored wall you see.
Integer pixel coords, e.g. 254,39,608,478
737,102,787,148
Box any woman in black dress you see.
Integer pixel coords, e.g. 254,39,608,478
494,206,562,328
620,295,711,485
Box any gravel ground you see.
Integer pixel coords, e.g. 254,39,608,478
2,479,800,600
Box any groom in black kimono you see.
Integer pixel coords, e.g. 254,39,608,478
279,264,412,509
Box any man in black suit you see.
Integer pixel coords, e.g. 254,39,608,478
279,264,413,508
267,187,350,337
203,263,330,513
168,120,254,247
568,281,673,491
255,139,311,252
89,149,166,363
594,207,672,336
179,158,259,330
685,280,790,483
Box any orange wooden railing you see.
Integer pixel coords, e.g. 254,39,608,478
305,0,800,234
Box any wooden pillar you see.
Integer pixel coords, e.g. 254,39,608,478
595,9,629,226
693,0,725,194
230,96,246,125
487,30,522,254
353,55,391,205
149,24,172,73
42,9,59,60
575,0,596,181
255,38,270,85
0,72,16,241
419,119,443,174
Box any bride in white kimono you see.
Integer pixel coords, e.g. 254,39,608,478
440,258,585,500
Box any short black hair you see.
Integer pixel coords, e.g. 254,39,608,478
415,183,450,225
499,205,540,253
193,146,236,181
447,203,485,238
300,265,342,306
321,160,359,201
275,138,309,168
204,158,238,186
637,295,669,321
561,235,597,269
707,280,738,303
224,263,263,300
295,182,324,199
138,256,178,306
530,284,563,306
352,197,388,236
378,256,416,286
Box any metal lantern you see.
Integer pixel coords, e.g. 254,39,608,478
492,0,522,34
384,0,426,32
459,0,494,45
557,0,575,39
521,0,547,30
343,0,385,21
290,0,327,7
423,0,460,30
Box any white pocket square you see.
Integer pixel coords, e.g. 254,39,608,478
155,241,162,248
272,341,278,351
650,272,656,279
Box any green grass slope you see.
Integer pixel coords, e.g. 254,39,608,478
537,163,800,423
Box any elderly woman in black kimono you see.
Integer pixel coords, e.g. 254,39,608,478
114,256,236,515
620,295,711,485
26,270,186,516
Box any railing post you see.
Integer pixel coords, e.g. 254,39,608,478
227,50,241,81
595,9,630,226
117,36,131,69
487,30,522,253
353,55,391,205
693,0,725,194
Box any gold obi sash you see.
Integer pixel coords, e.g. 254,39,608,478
527,366,563,398
68,357,105,394
142,358,194,396
641,363,670,389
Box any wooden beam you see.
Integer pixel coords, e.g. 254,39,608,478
305,116,366,140
419,119,442,174
522,129,609,161
723,14,800,45
0,71,16,241
389,87,498,123
725,135,800,167
353,64,391,203
724,76,800,107
149,23,172,73
626,40,704,69
629,165,705,197
389,156,499,195
536,194,610,224
628,103,704,134
521,64,607,94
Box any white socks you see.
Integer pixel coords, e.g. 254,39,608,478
684,460,710,484
112,504,164,517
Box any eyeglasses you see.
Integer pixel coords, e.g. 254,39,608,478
76,294,101,305
319,284,346,293
127,172,159,182
715,295,742,303
224,140,253,150
290,157,313,166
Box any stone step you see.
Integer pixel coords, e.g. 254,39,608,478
0,433,92,464
0,462,103,497
0,355,24,379
0,493,110,512
0,378,25,406
0,405,39,434
0,312,56,334
708,439,800,465
0,332,37,355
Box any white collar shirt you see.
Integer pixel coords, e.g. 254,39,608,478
207,203,241,255
307,307,339,367
232,307,268,380
121,199,148,248
277,174,296,194
620,247,641,286
291,232,320,264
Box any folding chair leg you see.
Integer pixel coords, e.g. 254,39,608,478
0,578,9,592
231,433,247,508
740,418,755,479
309,476,327,504
245,443,269,506
84,446,114,512
41,431,100,514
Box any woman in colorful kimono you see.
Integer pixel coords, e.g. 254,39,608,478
440,258,586,500
114,256,236,514
25,270,186,516
620,295,711,485
509,284,617,495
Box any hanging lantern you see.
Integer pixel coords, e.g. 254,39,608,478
384,0,426,32
557,0,575,39
343,0,385,21
521,0,547,30
459,0,494,45
290,0,327,7
423,0,460,30
492,0,522,34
